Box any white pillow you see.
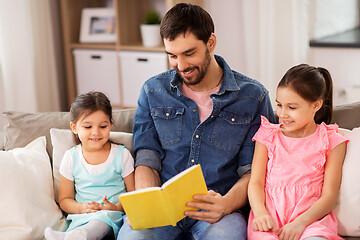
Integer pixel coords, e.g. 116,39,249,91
334,127,360,237
50,128,134,202
0,137,64,239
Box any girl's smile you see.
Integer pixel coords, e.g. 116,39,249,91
276,86,321,138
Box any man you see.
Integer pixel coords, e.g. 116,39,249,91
118,3,275,240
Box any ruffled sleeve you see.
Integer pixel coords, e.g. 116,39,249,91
319,122,349,155
252,116,280,145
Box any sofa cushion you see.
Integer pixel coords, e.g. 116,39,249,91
1,109,136,158
334,127,360,237
332,101,360,130
0,137,64,239
50,128,134,203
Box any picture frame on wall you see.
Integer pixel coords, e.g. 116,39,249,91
79,8,116,43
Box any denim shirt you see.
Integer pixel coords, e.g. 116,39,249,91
133,55,275,195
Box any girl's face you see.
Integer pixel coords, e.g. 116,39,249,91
276,86,322,138
70,110,112,152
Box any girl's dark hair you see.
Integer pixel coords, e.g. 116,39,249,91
160,3,214,44
70,91,112,124
278,64,333,124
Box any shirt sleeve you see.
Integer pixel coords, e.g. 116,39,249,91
252,116,273,146
237,92,275,177
121,147,134,178
59,149,74,181
133,84,165,171
326,125,349,155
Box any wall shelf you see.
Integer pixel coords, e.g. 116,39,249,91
59,0,203,108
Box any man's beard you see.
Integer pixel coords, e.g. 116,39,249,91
177,48,211,86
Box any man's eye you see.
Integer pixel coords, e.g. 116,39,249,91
276,104,282,107
185,52,194,56
289,107,296,110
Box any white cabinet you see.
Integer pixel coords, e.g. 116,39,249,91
119,51,168,107
73,49,121,106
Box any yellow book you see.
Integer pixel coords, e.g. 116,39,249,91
119,164,208,230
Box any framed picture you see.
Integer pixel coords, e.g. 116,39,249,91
79,8,116,43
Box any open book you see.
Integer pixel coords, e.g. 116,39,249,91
119,164,208,230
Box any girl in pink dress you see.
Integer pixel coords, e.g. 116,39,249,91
248,64,348,240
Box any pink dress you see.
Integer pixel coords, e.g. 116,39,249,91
247,116,348,240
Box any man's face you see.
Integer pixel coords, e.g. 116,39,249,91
164,32,211,86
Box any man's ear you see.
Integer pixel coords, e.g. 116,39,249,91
70,122,77,134
207,33,216,52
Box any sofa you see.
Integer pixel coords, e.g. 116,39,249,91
0,102,359,240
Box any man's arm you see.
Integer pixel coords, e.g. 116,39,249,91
185,173,250,223
132,84,165,189
134,165,162,189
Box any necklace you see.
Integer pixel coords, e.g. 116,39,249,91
216,76,223,87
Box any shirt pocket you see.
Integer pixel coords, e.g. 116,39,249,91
151,107,185,146
211,110,251,150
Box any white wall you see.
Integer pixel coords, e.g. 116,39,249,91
206,0,360,106
205,0,246,73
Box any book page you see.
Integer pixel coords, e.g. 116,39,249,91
163,164,208,224
162,164,199,188
119,187,172,230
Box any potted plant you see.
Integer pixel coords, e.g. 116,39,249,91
140,9,162,47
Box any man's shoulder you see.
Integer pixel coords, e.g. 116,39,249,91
143,70,176,91
232,71,265,89
145,70,175,84
230,71,268,98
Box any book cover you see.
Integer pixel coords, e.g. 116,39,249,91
119,164,208,230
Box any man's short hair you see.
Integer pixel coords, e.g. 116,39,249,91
160,3,214,44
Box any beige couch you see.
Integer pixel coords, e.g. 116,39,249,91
0,103,359,239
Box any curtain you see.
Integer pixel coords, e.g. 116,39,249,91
206,0,310,104
0,0,65,112
239,0,309,103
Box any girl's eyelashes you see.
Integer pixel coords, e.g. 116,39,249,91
82,125,109,129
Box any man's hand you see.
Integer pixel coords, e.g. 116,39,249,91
184,190,229,223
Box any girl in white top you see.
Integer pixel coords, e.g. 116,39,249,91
45,91,135,240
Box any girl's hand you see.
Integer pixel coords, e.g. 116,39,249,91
252,214,278,232
277,220,306,240
79,201,102,214
101,196,118,211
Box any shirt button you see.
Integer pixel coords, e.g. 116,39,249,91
193,109,197,112
166,113,169,116
191,159,195,163
231,118,235,122
195,135,199,138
